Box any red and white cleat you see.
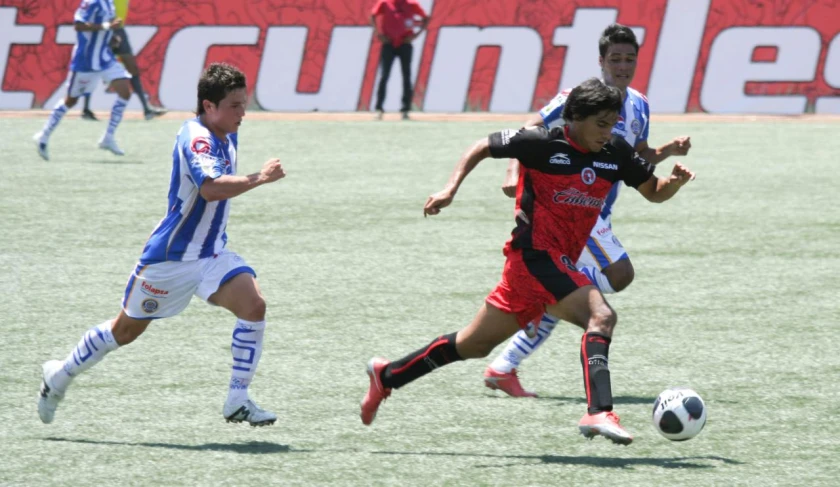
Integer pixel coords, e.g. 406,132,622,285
360,357,391,425
578,411,633,445
483,367,537,398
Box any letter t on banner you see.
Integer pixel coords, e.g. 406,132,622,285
0,8,45,109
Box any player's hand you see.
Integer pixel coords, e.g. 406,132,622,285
501,175,517,198
502,159,520,198
260,159,286,183
376,33,389,43
110,18,123,30
669,136,691,156
669,162,695,186
109,34,122,50
424,188,455,217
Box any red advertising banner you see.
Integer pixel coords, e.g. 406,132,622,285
1,0,838,113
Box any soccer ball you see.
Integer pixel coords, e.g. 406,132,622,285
652,387,707,441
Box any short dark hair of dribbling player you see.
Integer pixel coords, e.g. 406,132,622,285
561,78,623,123
598,23,639,57
196,63,247,115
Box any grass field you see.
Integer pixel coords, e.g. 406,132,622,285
1,114,838,486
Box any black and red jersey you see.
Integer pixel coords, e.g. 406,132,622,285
488,125,655,263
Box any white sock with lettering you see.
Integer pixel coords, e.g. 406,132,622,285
40,101,68,140
53,320,119,391
226,319,266,405
489,314,559,373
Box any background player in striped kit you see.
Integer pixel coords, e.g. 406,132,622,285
79,0,167,121
360,79,696,444
33,0,132,160
37,63,287,427
483,24,693,397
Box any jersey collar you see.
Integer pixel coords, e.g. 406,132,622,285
563,125,589,153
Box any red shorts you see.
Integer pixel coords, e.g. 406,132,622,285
486,249,592,328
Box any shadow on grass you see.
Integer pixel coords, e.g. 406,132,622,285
373,450,744,469
535,395,740,406
44,437,300,455
485,394,657,405
540,395,656,405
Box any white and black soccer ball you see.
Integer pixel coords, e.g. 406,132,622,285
652,387,707,441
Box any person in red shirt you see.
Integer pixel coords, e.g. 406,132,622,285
369,0,429,120
359,78,696,445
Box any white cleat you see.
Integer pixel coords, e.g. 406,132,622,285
223,399,277,427
38,360,65,424
33,132,49,161
98,136,125,156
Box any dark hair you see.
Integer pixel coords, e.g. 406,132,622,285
196,63,247,115
598,23,639,57
562,78,622,122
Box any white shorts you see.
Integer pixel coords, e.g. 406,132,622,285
121,250,256,320
66,63,131,98
576,217,629,270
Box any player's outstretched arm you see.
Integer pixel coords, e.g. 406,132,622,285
501,113,544,197
425,138,491,217
200,159,286,202
635,136,691,165
75,18,122,32
636,162,695,203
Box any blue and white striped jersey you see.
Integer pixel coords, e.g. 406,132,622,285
71,0,117,72
538,86,651,222
139,119,238,265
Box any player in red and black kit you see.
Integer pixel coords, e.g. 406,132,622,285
359,78,696,444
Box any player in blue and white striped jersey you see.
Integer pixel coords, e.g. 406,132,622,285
33,0,132,161
37,64,288,427
484,24,693,397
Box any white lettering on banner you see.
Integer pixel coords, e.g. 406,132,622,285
43,25,157,109
552,9,645,92
816,33,840,114
256,26,370,112
647,0,711,113
425,26,542,112
701,27,821,114
369,0,435,112
159,26,260,111
0,8,44,109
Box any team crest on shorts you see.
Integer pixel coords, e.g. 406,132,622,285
631,119,642,135
581,167,597,185
141,299,159,314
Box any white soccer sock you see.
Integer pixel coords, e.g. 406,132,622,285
489,314,559,373
226,319,266,405
53,320,119,391
41,101,68,139
104,97,128,139
580,266,616,294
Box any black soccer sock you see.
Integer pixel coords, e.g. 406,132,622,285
381,332,463,389
83,93,91,111
581,332,613,413
130,76,151,112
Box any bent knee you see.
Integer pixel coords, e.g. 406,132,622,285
610,269,634,292
239,296,266,322
589,307,617,335
605,261,635,292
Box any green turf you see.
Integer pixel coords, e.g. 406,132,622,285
1,115,838,485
